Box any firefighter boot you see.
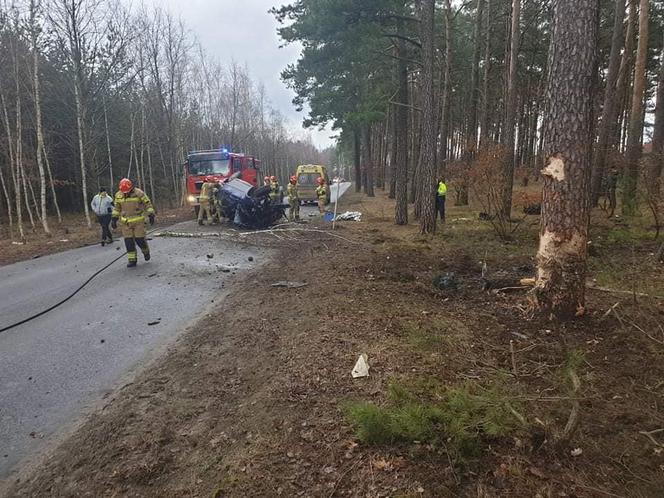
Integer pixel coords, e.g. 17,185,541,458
136,237,151,261
125,237,138,268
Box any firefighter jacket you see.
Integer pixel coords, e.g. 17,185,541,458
269,181,280,201
199,182,215,202
112,188,155,226
437,182,447,197
91,193,113,216
316,185,327,199
287,183,299,202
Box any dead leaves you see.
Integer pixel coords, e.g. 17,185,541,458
371,456,407,472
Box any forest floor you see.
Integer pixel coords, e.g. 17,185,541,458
0,206,193,267
5,187,664,497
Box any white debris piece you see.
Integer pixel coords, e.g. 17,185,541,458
570,448,583,457
334,211,362,222
351,354,370,378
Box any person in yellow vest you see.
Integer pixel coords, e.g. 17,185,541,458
111,178,155,268
287,175,300,221
315,177,327,214
269,176,280,203
197,176,217,225
436,178,447,222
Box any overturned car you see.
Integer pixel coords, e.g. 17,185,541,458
217,177,286,229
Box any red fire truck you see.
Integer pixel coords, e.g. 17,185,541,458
185,148,261,215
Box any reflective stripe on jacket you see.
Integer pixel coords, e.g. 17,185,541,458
437,182,447,197
91,193,113,216
199,182,215,201
315,185,327,199
112,188,154,225
269,182,279,200
287,183,299,201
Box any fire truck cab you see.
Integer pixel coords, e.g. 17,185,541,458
185,149,260,213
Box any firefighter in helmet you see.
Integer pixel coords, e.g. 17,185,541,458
315,176,328,214
111,178,155,268
198,176,217,226
269,175,280,203
287,175,300,222
210,178,224,223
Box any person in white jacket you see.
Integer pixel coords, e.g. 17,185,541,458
90,187,114,246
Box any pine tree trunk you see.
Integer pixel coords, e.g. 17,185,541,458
395,17,409,225
535,0,598,319
479,0,492,148
501,0,520,218
419,0,437,234
389,97,397,200
467,0,484,157
648,35,664,191
622,0,648,216
437,2,452,172
590,0,625,206
353,130,361,192
362,125,375,197
611,0,637,151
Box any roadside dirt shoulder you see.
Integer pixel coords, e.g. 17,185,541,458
0,207,192,267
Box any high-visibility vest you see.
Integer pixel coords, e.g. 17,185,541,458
437,182,447,196
316,185,327,198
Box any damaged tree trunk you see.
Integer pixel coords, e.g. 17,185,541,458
534,0,598,318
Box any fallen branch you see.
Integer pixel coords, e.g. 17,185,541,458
559,368,581,444
638,428,664,447
586,283,664,300
155,231,227,238
509,340,518,376
493,285,531,294
237,228,361,245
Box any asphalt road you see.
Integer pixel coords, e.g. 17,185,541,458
0,181,352,483
0,221,265,481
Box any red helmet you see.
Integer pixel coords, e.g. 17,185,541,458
264,176,270,182
204,176,214,183
270,176,277,182
290,175,297,184
316,177,325,185
119,178,133,193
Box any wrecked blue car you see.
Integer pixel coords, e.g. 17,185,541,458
217,178,286,229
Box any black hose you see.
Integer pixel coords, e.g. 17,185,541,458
0,228,159,334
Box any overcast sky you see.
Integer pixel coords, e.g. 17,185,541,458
144,0,335,149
